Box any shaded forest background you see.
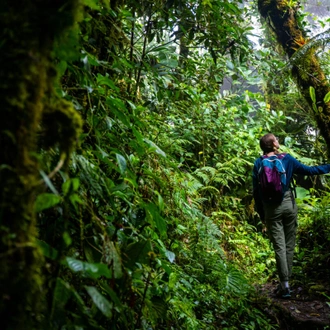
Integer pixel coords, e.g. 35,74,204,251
0,0,330,329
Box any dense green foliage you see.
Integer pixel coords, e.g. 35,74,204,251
1,0,330,329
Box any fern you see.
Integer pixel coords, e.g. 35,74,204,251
288,28,330,66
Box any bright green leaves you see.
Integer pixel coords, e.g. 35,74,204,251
62,178,80,195
155,190,164,212
168,272,178,290
295,186,310,200
310,86,316,103
202,0,213,8
324,91,330,103
309,86,326,114
34,193,62,212
34,178,82,213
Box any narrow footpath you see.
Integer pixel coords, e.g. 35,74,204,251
258,282,330,329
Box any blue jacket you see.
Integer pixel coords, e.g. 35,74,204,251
252,153,330,218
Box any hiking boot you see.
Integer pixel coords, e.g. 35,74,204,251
274,284,291,298
279,288,291,299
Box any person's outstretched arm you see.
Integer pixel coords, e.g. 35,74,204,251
288,154,330,176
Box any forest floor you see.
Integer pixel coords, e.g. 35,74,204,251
257,281,330,329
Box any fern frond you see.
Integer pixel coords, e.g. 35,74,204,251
199,166,217,175
185,175,204,192
224,267,249,294
199,186,220,193
194,171,210,184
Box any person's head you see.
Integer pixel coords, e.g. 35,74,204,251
259,133,279,154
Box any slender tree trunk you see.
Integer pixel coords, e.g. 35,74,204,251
0,1,79,328
258,0,330,152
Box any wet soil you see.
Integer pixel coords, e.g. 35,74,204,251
256,282,330,329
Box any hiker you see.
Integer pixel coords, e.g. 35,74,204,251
252,133,330,298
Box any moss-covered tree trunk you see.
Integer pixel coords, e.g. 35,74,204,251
258,0,330,152
0,1,79,328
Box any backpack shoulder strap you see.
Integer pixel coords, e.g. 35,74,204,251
276,152,287,159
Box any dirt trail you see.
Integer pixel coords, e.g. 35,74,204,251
258,282,330,329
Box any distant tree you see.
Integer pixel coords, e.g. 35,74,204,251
258,0,330,152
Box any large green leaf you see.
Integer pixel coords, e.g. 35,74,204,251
51,278,72,319
144,138,166,158
309,86,316,103
37,239,58,260
99,281,123,310
296,186,310,199
64,257,111,279
168,272,178,290
85,286,112,318
116,153,127,174
123,239,152,268
145,203,167,237
106,96,130,126
34,193,62,212
324,91,330,103
96,73,119,91
104,242,123,279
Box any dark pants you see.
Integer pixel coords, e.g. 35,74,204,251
263,191,298,281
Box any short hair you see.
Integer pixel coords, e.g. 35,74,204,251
260,133,275,154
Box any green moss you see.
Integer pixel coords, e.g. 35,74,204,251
0,1,82,328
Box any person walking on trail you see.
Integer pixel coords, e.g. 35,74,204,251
252,133,330,298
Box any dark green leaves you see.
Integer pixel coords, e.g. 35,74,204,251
51,278,72,319
123,239,152,268
97,73,119,92
145,203,167,237
37,239,58,260
81,0,101,10
85,286,112,318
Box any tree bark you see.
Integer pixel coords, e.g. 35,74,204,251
258,0,330,153
0,1,80,328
